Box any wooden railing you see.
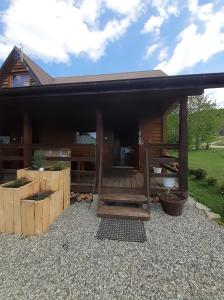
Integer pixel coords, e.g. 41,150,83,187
144,143,180,195
0,144,96,181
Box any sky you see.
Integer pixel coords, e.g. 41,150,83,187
0,0,224,106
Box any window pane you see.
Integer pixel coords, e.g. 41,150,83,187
12,75,30,87
75,132,96,144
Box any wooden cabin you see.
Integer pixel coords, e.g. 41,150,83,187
0,46,224,220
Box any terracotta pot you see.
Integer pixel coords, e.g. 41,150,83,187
159,192,187,216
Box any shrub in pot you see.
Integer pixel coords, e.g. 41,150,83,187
50,161,65,171
159,189,187,216
206,177,217,187
32,150,45,171
4,177,29,188
194,168,207,180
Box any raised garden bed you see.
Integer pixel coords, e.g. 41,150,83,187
0,179,39,234
21,190,63,235
17,168,71,210
0,165,71,236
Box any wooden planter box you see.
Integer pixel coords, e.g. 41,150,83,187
0,180,39,234
21,190,63,236
17,168,71,210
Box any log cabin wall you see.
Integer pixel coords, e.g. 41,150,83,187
139,115,164,171
103,129,114,171
0,60,36,88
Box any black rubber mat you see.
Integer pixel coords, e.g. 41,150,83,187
96,218,147,243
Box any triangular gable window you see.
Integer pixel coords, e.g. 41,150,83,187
12,74,30,87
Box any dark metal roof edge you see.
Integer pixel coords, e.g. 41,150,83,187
1,72,224,96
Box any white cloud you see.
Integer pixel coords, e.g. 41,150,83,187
205,88,224,108
0,0,144,63
158,47,168,61
145,43,159,58
142,0,179,36
157,3,224,74
188,0,198,12
142,15,165,35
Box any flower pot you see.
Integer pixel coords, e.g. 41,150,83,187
153,167,162,174
163,177,176,188
159,192,187,216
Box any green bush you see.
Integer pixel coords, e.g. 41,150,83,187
206,177,217,186
194,168,207,180
5,177,29,188
32,150,45,170
50,161,65,171
189,169,196,175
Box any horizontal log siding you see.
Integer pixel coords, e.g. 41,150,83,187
139,116,163,170
1,61,36,89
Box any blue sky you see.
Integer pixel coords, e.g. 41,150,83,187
0,0,224,106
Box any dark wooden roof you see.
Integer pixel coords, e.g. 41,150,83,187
0,47,167,87
0,46,224,100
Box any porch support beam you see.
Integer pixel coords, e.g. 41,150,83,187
0,128,2,181
96,110,104,194
23,112,32,168
179,97,188,193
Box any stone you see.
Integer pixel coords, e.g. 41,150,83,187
205,211,221,220
195,202,211,211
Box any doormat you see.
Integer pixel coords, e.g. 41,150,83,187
96,218,146,243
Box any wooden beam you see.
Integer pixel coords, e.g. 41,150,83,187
23,113,32,168
95,111,103,195
179,97,188,192
0,129,2,181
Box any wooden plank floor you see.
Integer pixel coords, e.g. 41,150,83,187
71,171,166,190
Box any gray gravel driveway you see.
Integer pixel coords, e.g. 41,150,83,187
0,199,224,300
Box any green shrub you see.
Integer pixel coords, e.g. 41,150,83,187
32,150,45,170
206,177,217,186
50,161,65,171
189,169,196,175
5,177,29,188
194,168,207,180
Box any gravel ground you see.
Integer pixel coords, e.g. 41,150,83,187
0,199,224,300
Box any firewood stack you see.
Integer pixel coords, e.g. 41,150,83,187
70,192,93,202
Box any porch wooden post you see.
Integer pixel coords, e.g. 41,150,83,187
23,113,32,168
179,97,188,193
96,110,103,193
0,128,2,181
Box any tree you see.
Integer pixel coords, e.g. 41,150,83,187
167,94,221,150
188,95,218,150
167,108,179,144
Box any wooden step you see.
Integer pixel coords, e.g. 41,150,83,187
101,187,145,194
97,205,150,221
101,193,147,204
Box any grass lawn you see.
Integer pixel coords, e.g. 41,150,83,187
188,149,224,222
188,149,224,184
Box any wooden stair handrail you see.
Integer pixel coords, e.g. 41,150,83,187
144,143,150,211
98,142,103,203
145,142,182,193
